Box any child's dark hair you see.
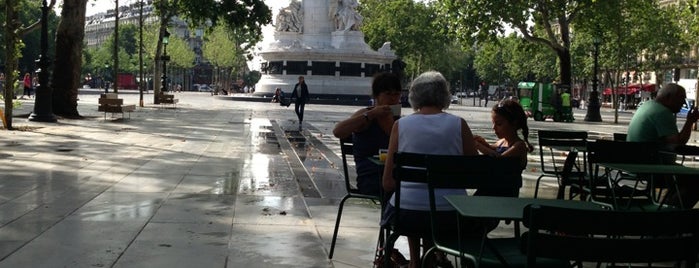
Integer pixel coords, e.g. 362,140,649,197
493,99,534,152
371,72,402,98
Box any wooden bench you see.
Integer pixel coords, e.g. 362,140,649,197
158,93,179,108
98,93,135,119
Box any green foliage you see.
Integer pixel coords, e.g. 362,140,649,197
475,34,557,85
167,33,195,68
203,25,245,69
0,0,58,73
155,0,271,46
437,0,595,86
360,0,469,79
119,24,139,55
244,70,261,86
574,0,684,86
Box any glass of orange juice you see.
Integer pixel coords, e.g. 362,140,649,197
379,149,388,162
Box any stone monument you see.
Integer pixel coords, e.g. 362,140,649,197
255,0,397,100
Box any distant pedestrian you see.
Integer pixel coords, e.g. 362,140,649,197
32,76,39,89
22,73,31,98
561,90,572,121
0,73,4,94
272,87,291,107
290,76,310,126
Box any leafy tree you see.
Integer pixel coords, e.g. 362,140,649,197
3,0,58,129
573,0,683,122
474,34,556,89
48,0,270,114
150,0,271,103
51,0,89,117
203,25,246,91
360,0,458,79
167,33,195,69
85,29,141,76
437,0,594,88
676,0,699,100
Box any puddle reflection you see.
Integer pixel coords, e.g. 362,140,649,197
79,200,160,221
239,118,275,194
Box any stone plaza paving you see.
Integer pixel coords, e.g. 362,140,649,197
0,90,684,267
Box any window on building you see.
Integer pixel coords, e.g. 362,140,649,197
286,61,307,75
268,61,283,75
312,61,336,76
365,64,381,77
340,62,362,77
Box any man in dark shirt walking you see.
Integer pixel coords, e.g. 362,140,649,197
291,76,310,126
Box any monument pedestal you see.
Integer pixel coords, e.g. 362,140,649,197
256,0,396,99
331,31,371,51
270,32,303,50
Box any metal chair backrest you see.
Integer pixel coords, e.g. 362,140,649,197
390,152,428,220
586,139,661,167
587,139,661,175
339,136,355,192
613,132,627,141
537,130,588,175
425,155,522,266
522,205,699,267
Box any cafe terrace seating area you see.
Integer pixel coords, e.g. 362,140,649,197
331,130,699,268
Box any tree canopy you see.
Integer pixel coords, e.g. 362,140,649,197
359,0,470,81
437,0,595,87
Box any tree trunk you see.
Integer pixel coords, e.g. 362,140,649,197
153,17,168,104
51,0,88,118
557,48,572,87
113,0,119,93
3,0,20,129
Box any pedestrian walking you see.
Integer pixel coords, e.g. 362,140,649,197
22,73,31,98
290,76,310,126
0,73,5,94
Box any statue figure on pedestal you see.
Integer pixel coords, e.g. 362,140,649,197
329,0,363,31
275,0,304,33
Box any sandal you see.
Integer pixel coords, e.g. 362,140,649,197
423,251,454,268
374,248,410,268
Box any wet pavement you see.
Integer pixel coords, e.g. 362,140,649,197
1,91,696,267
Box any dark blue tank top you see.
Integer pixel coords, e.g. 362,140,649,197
352,114,392,195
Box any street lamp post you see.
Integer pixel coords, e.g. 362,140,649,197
28,0,57,122
160,30,170,95
584,36,603,122
103,63,109,94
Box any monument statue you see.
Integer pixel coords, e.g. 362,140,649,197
329,0,363,31
275,0,303,33
257,0,395,99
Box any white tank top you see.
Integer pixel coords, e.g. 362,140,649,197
390,113,466,211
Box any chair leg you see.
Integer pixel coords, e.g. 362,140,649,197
556,184,566,200
382,232,401,268
373,227,387,268
534,174,545,198
421,246,437,268
328,194,351,259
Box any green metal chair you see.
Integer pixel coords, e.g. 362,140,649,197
328,136,384,263
586,139,666,211
534,130,589,200
422,154,526,268
522,204,699,267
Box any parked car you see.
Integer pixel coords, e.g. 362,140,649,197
197,84,212,92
